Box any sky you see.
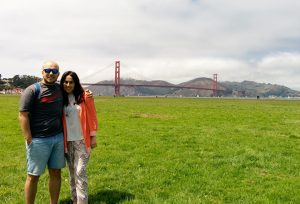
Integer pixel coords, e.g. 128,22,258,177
1,0,300,90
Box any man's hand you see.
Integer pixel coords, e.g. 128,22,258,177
26,137,32,145
85,89,93,98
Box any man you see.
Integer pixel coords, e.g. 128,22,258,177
19,60,65,204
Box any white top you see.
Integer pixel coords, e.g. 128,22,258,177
64,94,83,141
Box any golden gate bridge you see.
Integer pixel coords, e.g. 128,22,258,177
81,61,222,97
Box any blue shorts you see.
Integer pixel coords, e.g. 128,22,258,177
26,132,65,176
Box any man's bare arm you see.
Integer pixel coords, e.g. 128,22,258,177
19,112,32,144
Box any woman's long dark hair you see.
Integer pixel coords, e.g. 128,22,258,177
60,71,84,106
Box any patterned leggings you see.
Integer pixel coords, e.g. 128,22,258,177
66,140,90,204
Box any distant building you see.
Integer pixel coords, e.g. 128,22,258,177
0,87,23,94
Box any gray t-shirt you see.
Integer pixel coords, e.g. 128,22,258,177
19,82,63,138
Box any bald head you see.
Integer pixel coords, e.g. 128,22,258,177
41,60,60,85
42,60,59,70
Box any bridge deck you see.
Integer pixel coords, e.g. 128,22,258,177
81,83,224,91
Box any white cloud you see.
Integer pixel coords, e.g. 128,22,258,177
0,0,300,90
254,52,300,89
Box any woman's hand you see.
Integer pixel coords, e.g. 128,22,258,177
91,136,97,148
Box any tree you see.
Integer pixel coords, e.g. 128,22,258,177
11,75,41,88
0,75,7,91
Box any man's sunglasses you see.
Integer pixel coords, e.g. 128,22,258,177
43,68,59,74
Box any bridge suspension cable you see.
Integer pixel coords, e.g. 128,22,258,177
80,63,114,83
121,62,152,81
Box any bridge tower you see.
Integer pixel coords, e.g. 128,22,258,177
212,73,218,97
115,61,121,96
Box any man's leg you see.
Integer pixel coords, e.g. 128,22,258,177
48,168,61,204
25,137,49,204
25,174,39,204
48,133,65,204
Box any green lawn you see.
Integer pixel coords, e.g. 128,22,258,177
0,95,299,203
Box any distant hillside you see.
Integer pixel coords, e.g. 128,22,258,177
87,79,176,96
88,78,300,97
221,80,300,97
173,77,226,97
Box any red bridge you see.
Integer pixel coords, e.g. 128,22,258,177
82,61,222,97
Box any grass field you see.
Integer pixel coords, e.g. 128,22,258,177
0,95,299,203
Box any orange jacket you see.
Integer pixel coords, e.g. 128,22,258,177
62,93,98,153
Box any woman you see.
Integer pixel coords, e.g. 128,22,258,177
60,71,98,204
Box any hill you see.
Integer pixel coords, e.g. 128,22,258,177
88,78,300,97
221,80,300,97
